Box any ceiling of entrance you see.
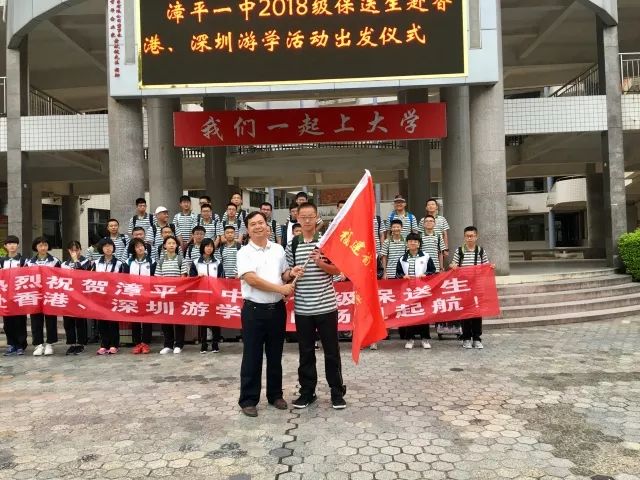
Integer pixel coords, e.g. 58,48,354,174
8,0,640,111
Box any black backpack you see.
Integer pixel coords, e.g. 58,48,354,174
457,245,485,265
131,213,154,229
219,242,241,256
151,223,176,239
290,233,321,264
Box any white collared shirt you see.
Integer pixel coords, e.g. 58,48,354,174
237,240,288,304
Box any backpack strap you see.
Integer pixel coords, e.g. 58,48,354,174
132,215,137,228
291,235,300,264
458,246,464,265
376,215,381,236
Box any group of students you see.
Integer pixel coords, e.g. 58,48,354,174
0,190,491,359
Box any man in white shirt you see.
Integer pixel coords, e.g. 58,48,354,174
237,212,302,417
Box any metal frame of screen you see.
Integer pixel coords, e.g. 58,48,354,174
135,0,469,89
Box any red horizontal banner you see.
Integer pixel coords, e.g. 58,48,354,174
0,266,499,330
174,103,447,147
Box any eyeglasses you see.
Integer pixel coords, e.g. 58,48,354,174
298,216,316,222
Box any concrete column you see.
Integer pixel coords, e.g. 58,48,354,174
62,195,81,259
597,18,627,267
441,86,473,248
375,183,382,217
469,1,509,275
108,97,145,227
6,39,32,247
546,178,556,249
399,89,430,214
586,164,606,257
147,98,182,216
203,97,235,216
31,184,42,241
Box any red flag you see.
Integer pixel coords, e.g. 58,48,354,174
318,170,388,363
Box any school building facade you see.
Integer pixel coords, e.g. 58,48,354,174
0,0,639,273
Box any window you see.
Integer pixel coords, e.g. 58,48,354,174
508,215,546,242
87,208,110,247
249,190,267,208
42,205,63,249
506,178,545,194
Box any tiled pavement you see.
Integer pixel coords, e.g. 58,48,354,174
1,317,640,479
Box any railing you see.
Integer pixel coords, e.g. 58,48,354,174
551,64,600,97
0,76,80,116
621,52,640,94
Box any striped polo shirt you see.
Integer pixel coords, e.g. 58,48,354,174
215,242,240,278
420,215,450,240
452,245,489,267
407,254,418,276
183,242,202,274
420,231,444,272
149,223,173,260
197,217,218,240
173,212,198,243
388,212,418,239
381,236,406,279
285,236,337,316
127,213,154,236
156,254,183,277
216,217,246,241
222,209,248,224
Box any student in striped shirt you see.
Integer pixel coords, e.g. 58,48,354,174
127,226,153,260
197,203,218,242
127,197,154,236
420,215,445,273
92,238,125,355
149,207,176,260
189,238,224,354
381,219,407,279
125,238,156,355
223,192,248,224
422,198,451,259
386,195,418,240
260,202,280,244
450,226,495,350
215,225,241,278
197,195,220,224
27,236,62,356
61,240,92,355
217,203,246,245
286,202,346,410
156,236,187,354
396,232,436,350
184,226,206,275
173,195,198,248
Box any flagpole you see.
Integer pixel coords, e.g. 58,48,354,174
291,253,313,287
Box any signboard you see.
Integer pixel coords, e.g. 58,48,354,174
137,0,467,88
173,103,447,146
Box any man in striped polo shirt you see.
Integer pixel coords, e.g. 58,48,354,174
260,202,280,244
421,198,450,259
286,202,346,410
420,215,444,273
173,195,198,247
381,219,407,279
386,195,418,240
217,203,247,245
197,203,219,241
450,226,495,349
215,225,241,278
127,198,154,236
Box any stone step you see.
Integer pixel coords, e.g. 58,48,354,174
485,304,640,329
499,282,640,306
497,274,631,295
496,292,640,319
496,267,616,285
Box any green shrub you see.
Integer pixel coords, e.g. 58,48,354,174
618,229,640,280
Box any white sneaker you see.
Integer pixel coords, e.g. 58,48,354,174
473,341,484,349
405,340,414,349
462,340,473,349
421,340,431,349
44,344,54,356
33,344,45,356
159,347,172,355
173,347,182,354
369,343,378,350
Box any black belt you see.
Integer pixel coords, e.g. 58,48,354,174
244,299,283,310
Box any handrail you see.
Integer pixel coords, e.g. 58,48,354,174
0,76,80,116
551,64,600,97
621,52,640,94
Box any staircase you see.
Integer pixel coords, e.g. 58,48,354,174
488,268,640,328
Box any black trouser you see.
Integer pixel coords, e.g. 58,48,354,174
31,314,58,345
239,300,286,408
295,310,345,399
199,326,220,348
132,323,153,345
399,324,431,340
162,324,185,349
3,315,28,349
63,317,88,345
461,317,482,341
98,320,120,348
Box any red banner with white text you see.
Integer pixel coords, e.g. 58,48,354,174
0,266,499,329
174,103,447,147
